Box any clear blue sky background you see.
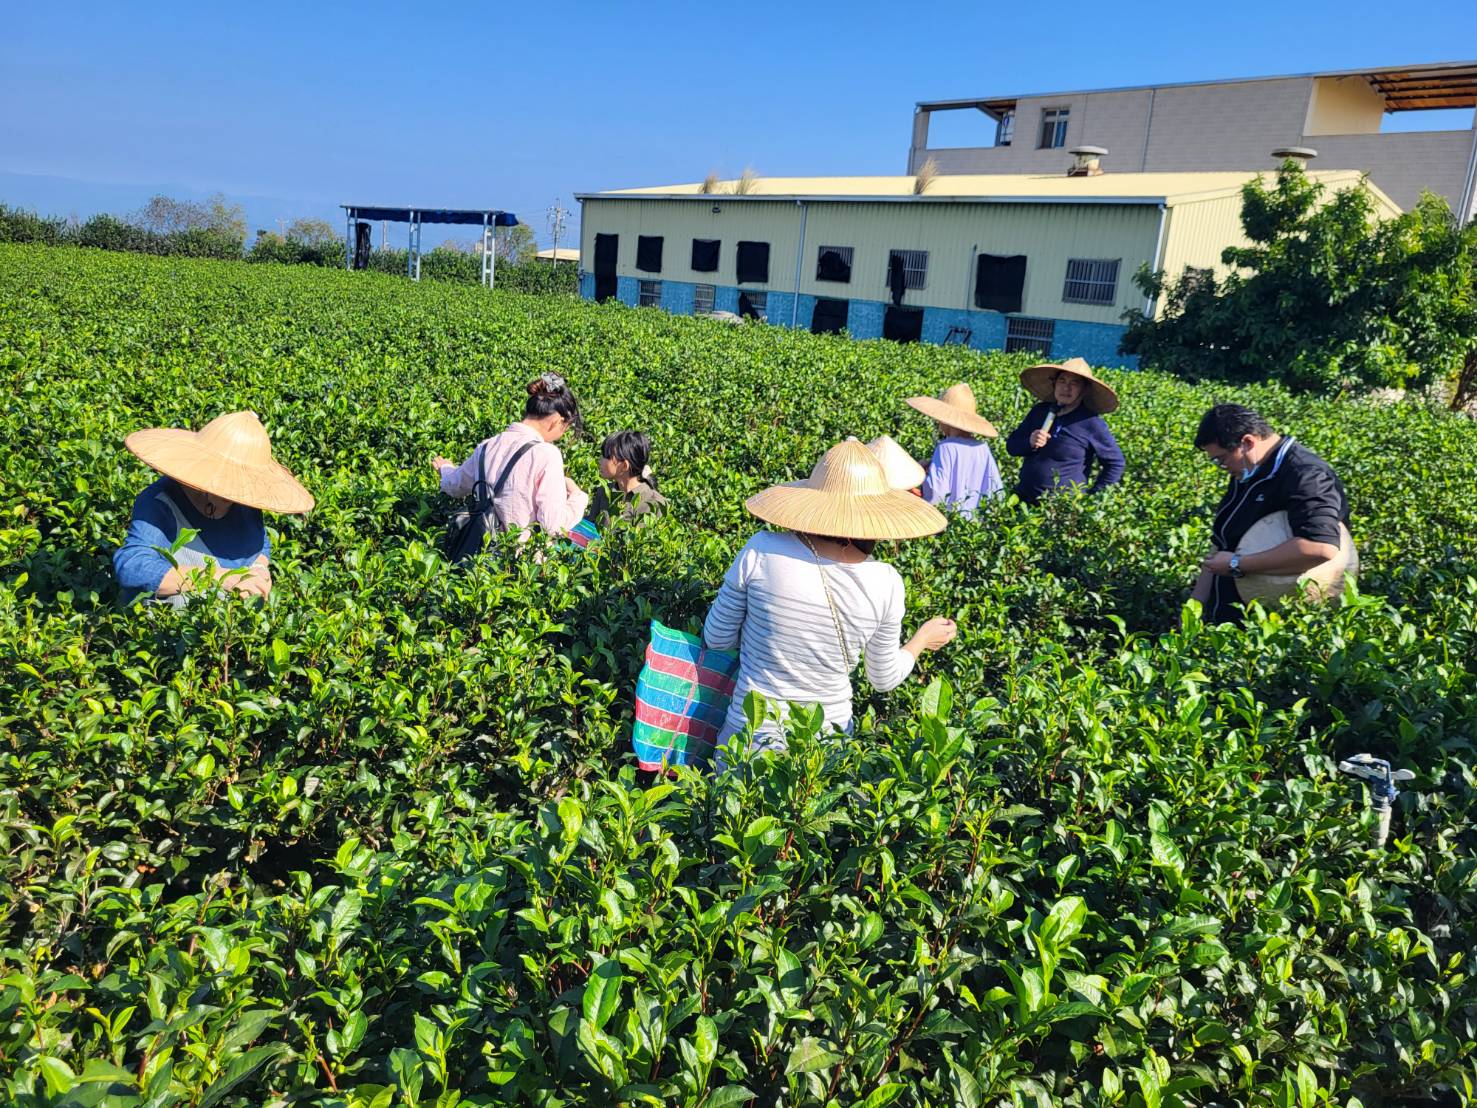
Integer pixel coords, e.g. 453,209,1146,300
3,1,1473,248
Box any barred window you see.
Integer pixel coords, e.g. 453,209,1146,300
1062,258,1120,305
638,280,661,307
886,249,929,290
1005,316,1055,355
816,245,854,283
743,291,768,317
693,283,715,314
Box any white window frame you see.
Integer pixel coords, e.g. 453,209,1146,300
995,110,1014,147
1005,316,1055,355
1038,107,1070,149
693,283,715,313
1061,258,1120,306
638,279,661,307
886,249,929,291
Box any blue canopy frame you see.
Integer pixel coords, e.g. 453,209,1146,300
341,205,519,287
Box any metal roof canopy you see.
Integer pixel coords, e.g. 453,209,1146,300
340,205,519,286
916,59,1477,114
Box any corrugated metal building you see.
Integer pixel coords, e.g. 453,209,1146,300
575,169,1398,365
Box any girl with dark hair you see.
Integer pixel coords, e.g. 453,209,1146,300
590,430,668,524
432,373,589,537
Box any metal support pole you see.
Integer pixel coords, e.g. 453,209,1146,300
481,213,493,288
344,210,353,271
489,224,496,292
790,200,808,328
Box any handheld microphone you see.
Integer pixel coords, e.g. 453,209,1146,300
1040,404,1061,435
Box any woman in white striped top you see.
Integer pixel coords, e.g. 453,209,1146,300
704,439,959,762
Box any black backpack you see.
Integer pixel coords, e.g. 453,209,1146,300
444,441,535,563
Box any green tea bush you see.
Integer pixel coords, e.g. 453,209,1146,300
1,244,1475,1105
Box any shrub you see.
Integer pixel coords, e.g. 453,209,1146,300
1,245,1474,1105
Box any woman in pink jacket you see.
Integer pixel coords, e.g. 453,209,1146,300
432,374,589,535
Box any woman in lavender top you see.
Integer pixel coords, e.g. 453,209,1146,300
903,382,1002,520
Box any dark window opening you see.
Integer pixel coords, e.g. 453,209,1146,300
636,235,664,273
811,298,848,334
975,253,1027,313
816,246,854,283
593,233,618,301
691,238,720,272
883,305,924,343
736,240,770,284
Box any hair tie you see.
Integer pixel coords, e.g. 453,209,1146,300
540,372,566,392
641,465,652,479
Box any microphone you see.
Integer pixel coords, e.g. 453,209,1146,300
1040,403,1061,436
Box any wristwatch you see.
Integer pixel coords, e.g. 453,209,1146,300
1228,553,1245,578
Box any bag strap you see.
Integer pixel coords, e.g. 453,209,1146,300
484,441,537,528
797,534,851,664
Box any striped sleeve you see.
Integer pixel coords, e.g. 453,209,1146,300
862,570,914,692
703,542,752,650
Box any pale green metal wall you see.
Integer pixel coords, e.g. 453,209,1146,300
581,197,1164,324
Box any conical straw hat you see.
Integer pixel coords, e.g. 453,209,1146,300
905,382,997,437
865,435,926,491
1020,356,1120,415
1233,511,1357,606
746,439,946,540
125,411,315,514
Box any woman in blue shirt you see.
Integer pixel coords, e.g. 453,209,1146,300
113,411,314,604
1005,358,1125,505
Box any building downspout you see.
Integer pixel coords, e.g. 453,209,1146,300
1144,203,1168,318
965,244,977,310
790,200,809,328
1459,124,1477,225
1139,89,1157,172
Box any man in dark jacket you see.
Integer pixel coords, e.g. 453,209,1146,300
1190,404,1351,624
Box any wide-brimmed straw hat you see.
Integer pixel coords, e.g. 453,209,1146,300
1020,357,1120,415
864,435,926,491
745,439,946,540
125,411,315,514
905,383,998,438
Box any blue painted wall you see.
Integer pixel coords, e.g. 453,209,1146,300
577,278,1137,366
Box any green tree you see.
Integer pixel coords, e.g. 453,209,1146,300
285,218,339,247
1121,162,1475,397
133,192,245,240
495,223,537,264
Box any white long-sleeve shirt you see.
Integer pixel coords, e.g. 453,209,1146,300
703,530,915,744
439,422,588,534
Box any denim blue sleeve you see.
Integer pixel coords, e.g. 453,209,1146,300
112,491,177,595
258,512,272,561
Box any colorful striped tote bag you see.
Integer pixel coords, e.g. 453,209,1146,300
566,518,601,551
632,620,739,771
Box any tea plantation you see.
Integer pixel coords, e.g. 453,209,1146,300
3,243,1476,1107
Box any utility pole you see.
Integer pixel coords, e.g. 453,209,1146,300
547,200,569,264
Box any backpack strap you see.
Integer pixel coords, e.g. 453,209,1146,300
486,441,537,528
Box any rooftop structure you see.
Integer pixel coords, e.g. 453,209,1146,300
908,61,1477,220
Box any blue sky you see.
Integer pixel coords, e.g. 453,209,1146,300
3,1,1473,248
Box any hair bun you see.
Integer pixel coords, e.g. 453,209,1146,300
527,379,547,397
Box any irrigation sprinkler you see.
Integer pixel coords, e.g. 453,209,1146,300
1337,753,1415,848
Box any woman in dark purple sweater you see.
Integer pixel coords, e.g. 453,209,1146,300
1005,357,1125,505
